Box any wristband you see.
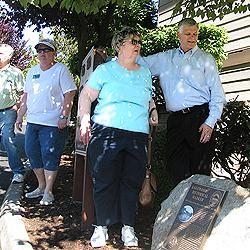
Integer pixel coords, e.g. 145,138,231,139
149,107,157,117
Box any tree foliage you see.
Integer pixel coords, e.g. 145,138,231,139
17,0,133,14
3,0,157,72
51,26,79,76
173,0,250,20
0,13,32,70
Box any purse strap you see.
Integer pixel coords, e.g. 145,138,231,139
147,125,156,170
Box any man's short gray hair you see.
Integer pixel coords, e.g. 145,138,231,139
111,26,141,53
0,44,14,58
178,18,199,32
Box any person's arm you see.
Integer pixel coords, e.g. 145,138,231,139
79,85,100,145
16,92,27,131
58,90,76,129
13,69,25,110
137,52,165,76
149,98,158,126
205,55,226,128
199,55,226,143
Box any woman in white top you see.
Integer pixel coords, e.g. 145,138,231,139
16,39,77,205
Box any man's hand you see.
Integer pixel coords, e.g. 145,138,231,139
15,117,23,131
149,108,158,126
199,123,213,143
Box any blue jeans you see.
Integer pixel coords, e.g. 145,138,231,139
0,109,24,174
25,123,68,171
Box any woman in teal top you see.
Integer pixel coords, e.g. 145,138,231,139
79,27,158,248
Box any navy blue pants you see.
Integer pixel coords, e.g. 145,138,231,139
87,123,148,226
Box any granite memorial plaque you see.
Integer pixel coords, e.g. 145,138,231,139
163,183,227,250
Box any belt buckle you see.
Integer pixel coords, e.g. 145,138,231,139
182,107,190,114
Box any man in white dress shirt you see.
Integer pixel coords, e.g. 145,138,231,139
138,18,226,187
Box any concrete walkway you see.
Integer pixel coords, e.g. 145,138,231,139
0,131,33,250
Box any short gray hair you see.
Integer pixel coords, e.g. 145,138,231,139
111,26,141,53
178,18,199,32
0,44,14,58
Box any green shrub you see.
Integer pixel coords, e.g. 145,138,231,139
213,100,250,187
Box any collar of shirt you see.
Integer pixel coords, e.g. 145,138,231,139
177,45,198,58
0,63,10,72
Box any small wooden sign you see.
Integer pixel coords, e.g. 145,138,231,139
163,183,227,250
75,47,95,156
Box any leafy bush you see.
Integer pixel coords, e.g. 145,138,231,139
198,24,228,70
213,100,250,187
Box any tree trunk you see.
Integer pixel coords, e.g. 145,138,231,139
75,14,89,74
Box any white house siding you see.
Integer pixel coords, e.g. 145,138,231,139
158,0,250,101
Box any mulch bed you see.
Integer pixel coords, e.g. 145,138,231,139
21,155,156,250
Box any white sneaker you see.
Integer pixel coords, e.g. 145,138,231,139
25,188,44,198
121,225,138,247
12,173,24,183
40,192,54,205
90,225,108,248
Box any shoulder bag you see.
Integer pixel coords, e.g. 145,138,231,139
139,126,157,207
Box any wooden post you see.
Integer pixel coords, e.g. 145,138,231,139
72,154,84,201
72,153,95,228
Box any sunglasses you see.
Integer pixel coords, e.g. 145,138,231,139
36,48,54,53
130,39,142,45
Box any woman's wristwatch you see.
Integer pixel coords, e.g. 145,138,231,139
59,115,69,120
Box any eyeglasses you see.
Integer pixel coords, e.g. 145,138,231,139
130,39,142,45
36,48,54,53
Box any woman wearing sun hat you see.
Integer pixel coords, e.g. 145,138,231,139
16,38,77,205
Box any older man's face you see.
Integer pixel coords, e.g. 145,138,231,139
0,45,12,63
177,25,198,53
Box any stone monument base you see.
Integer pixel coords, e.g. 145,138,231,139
152,174,250,250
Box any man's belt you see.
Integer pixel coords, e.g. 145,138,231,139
0,105,14,112
170,103,208,115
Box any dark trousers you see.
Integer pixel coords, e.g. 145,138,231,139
87,123,148,226
166,104,215,187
